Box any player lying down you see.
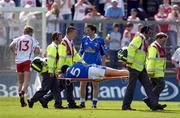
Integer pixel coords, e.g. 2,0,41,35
58,62,129,81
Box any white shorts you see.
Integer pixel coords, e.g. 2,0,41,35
88,66,106,79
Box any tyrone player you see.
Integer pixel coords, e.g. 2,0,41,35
9,26,40,107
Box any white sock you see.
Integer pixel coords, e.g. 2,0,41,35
92,98,98,101
80,98,85,103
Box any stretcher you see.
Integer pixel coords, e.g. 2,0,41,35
57,75,129,81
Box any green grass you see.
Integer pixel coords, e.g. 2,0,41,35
0,97,180,118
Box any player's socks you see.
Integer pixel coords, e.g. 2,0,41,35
80,98,85,108
19,91,27,107
92,98,98,108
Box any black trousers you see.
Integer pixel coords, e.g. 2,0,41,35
30,72,62,107
122,68,158,109
150,77,165,101
43,80,76,107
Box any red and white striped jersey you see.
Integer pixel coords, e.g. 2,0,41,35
11,35,40,64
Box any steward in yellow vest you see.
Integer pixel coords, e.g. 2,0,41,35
28,32,63,109
56,26,83,108
146,32,168,107
57,26,83,73
122,26,166,110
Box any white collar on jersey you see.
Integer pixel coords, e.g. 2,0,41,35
87,34,98,41
139,33,146,40
154,40,162,48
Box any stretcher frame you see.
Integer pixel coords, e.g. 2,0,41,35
57,76,129,81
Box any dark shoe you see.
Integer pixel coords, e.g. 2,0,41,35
27,99,34,108
151,104,167,111
143,98,151,108
20,97,27,107
68,104,82,109
80,102,85,108
92,100,97,108
157,104,167,110
55,106,67,109
122,107,136,111
39,98,48,108
92,105,97,108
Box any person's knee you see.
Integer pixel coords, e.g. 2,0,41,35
92,82,99,90
80,82,87,88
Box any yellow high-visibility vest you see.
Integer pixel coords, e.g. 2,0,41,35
146,41,166,78
44,42,58,74
57,43,83,73
127,35,147,71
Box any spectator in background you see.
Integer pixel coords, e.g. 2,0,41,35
83,6,104,20
106,23,121,69
83,6,104,32
46,2,62,45
171,0,180,6
105,0,124,20
0,0,16,20
46,0,54,10
127,0,140,17
127,8,140,38
19,4,40,39
73,0,92,21
73,0,93,39
154,4,168,33
121,22,133,48
167,4,180,53
59,0,73,36
104,0,125,16
20,0,36,7
171,47,180,86
105,0,124,33
93,0,105,15
162,0,172,15
13,0,20,6
19,4,35,22
60,0,72,20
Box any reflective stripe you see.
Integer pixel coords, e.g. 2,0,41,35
47,55,56,59
134,60,144,66
59,55,66,58
127,55,134,60
67,55,73,58
148,58,166,61
31,63,41,72
59,55,73,58
137,49,146,54
148,68,164,72
130,44,139,49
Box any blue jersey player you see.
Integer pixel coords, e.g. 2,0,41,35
79,25,108,108
61,62,129,80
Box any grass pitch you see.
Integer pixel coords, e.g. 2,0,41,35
0,97,180,118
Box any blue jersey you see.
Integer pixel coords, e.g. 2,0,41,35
79,35,107,65
65,62,89,78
